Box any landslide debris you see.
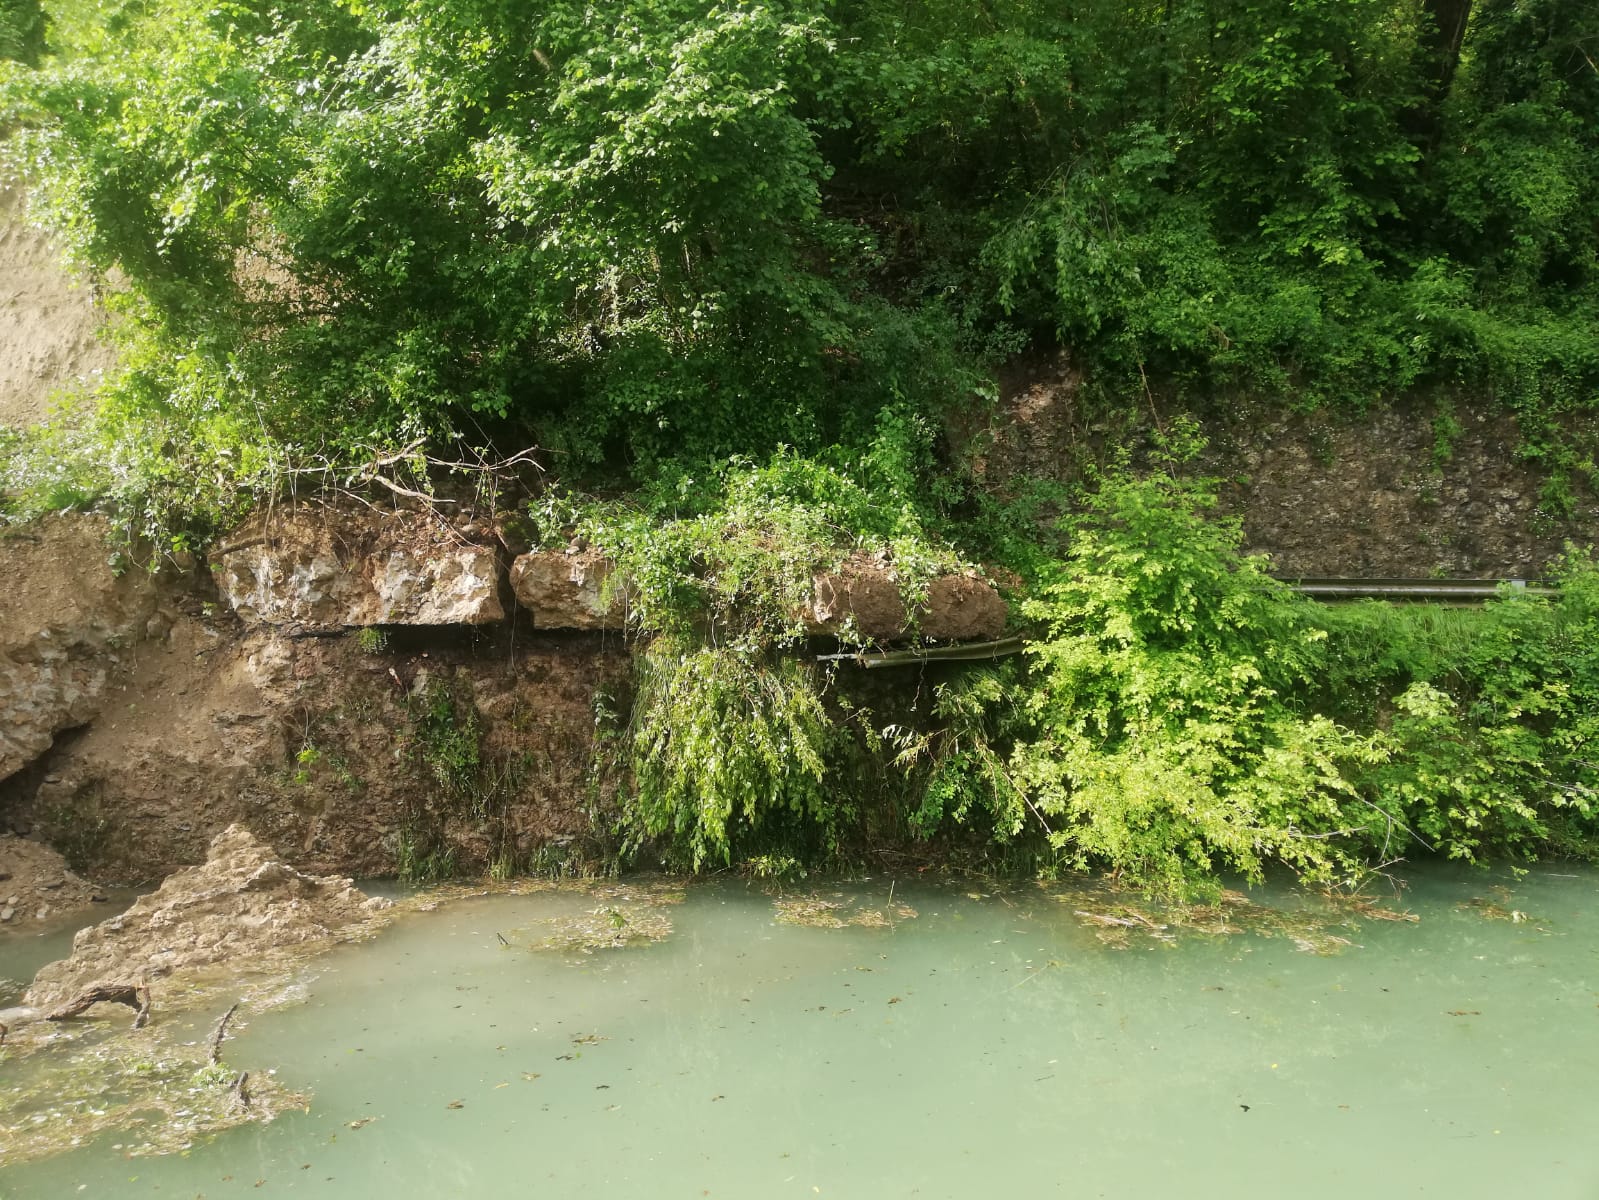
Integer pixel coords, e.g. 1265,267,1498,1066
0,835,101,926
22,823,391,1011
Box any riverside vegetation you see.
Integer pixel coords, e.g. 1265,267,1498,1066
2,0,1598,896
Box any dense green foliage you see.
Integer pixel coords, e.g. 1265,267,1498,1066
1316,563,1599,864
3,0,1596,524
545,453,963,868
558,448,1599,894
3,0,1597,891
1010,468,1384,894
0,0,46,65
992,466,1599,896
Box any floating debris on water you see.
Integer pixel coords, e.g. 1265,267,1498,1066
408,876,687,912
771,893,918,929
1038,881,1398,953
1349,899,1421,923
487,879,687,954
0,1013,307,1166
1458,888,1540,926
519,903,673,953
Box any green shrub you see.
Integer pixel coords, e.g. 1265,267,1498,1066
1009,461,1385,898
547,451,969,868
627,639,833,869
0,0,46,65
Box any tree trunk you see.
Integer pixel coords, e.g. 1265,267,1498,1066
1409,0,1474,148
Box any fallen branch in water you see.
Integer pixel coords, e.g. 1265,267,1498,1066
209,1002,241,1065
45,982,152,1029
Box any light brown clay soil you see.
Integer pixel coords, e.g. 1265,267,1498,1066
0,834,102,928
0,184,114,431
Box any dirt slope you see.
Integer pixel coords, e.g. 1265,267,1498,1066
0,183,113,430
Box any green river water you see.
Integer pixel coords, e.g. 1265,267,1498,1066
2,867,1597,1198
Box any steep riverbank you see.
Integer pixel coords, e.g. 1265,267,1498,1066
3,188,1598,891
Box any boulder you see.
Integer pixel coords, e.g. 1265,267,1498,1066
211,506,504,628
809,553,1008,641
808,554,912,640
509,548,629,630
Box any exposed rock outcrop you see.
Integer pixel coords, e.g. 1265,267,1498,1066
808,554,1009,641
510,546,629,630
5,611,630,883
510,547,1008,640
211,505,504,629
0,516,166,783
22,824,390,1010
0,835,100,926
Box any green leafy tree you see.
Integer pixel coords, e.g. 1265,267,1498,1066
0,0,46,66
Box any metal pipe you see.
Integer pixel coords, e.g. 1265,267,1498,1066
1282,578,1558,601
816,580,1559,668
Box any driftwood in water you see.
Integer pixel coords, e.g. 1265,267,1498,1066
231,1070,252,1109
209,1001,241,1065
44,982,152,1029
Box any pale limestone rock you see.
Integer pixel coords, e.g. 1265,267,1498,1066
808,553,1007,641
23,824,390,1009
211,506,504,628
0,515,164,782
509,548,629,630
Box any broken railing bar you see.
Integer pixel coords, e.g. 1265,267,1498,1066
820,580,1560,669
817,637,1026,669
1282,578,1560,600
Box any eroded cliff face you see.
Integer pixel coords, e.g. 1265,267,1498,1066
2,585,630,884
0,516,171,783
978,355,1597,579
1,505,1014,890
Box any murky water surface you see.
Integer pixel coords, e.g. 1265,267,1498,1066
2,868,1596,1198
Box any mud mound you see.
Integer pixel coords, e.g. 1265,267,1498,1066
0,835,100,926
23,824,390,1009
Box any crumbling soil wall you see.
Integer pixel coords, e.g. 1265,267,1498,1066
975,355,1597,579
1,595,631,883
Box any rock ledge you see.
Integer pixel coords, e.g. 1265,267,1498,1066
22,824,390,1009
